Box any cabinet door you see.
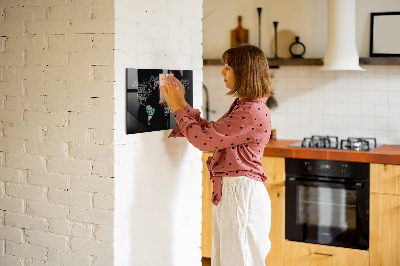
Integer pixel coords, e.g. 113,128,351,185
370,164,400,195
370,193,400,266
202,152,213,258
264,184,284,266
262,156,285,185
284,241,369,266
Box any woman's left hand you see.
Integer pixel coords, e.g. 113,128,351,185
160,77,185,113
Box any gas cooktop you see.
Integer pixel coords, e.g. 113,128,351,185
289,135,383,151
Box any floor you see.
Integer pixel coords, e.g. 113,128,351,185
202,257,211,266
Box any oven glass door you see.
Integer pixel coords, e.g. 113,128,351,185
285,179,369,250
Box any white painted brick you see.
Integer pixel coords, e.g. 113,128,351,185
0,22,24,36
28,171,69,189
69,19,114,34
0,81,24,96
4,125,43,141
0,255,23,266
5,212,48,231
93,65,114,82
0,226,23,243
44,66,91,82
69,207,113,226
26,141,67,157
69,50,113,66
47,158,92,176
0,138,25,154
24,259,48,266
181,42,202,56
0,110,23,124
4,96,46,111
93,194,113,210
48,188,91,208
71,222,92,239
6,183,46,201
26,51,68,66
93,252,113,266
70,237,113,257
6,241,46,261
94,225,112,243
48,4,91,20
70,175,113,194
27,20,69,35
0,52,24,66
49,35,93,52
46,127,88,144
92,160,113,177
89,128,113,146
23,0,69,6
27,200,69,219
79,97,115,114
0,181,4,197
69,112,114,129
24,111,68,127
25,229,68,251
5,36,47,52
4,6,46,22
69,81,114,98
92,3,114,20
25,81,67,98
43,96,81,112
0,197,24,213
47,250,91,266
70,144,114,161
3,66,44,81
6,153,46,171
48,219,71,236
116,36,153,54
0,37,5,52
0,153,5,166
92,34,114,51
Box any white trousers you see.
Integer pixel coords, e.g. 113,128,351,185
212,176,271,266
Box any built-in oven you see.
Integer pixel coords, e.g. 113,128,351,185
285,158,369,250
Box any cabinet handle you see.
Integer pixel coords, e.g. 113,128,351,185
314,252,335,257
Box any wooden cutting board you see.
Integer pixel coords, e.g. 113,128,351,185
231,16,249,48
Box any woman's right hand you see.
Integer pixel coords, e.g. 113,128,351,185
167,76,187,108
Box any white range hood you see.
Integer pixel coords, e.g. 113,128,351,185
320,0,365,71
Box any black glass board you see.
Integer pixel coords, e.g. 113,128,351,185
126,68,193,134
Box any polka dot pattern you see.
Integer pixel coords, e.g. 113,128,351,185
168,97,272,206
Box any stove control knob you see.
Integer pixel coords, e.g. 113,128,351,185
340,164,347,174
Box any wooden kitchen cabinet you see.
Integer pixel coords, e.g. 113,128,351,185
202,152,213,258
370,163,400,195
284,241,369,266
370,163,400,266
201,153,286,266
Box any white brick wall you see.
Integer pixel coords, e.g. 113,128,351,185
114,0,203,265
0,0,115,265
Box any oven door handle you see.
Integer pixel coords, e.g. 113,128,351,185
286,177,364,189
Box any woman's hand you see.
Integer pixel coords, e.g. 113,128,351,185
160,76,186,113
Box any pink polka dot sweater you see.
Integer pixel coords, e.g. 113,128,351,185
168,97,272,206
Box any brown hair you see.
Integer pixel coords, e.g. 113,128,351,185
221,44,273,99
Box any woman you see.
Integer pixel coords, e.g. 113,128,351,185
161,44,273,266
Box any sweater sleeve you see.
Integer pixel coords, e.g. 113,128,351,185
168,104,211,138
172,106,257,152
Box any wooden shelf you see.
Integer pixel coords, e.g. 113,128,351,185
203,57,400,67
359,57,400,65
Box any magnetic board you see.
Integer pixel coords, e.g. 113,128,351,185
126,68,193,134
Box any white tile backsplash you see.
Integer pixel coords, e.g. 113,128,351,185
203,64,400,145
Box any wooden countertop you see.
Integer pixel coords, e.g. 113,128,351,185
263,139,400,165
